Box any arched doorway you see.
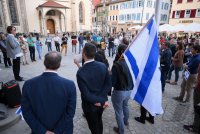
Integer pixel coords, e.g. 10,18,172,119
46,19,55,34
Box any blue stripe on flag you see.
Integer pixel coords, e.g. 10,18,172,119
125,50,139,79
147,19,154,34
16,107,22,115
134,32,159,104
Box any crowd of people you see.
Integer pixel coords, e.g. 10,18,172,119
0,25,200,134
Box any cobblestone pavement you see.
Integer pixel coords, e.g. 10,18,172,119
0,38,194,134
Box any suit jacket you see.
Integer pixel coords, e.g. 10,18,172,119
21,72,76,134
5,34,21,59
76,61,112,112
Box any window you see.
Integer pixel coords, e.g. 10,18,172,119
185,10,191,18
79,2,84,23
125,3,129,8
146,13,149,20
0,14,2,26
138,0,143,7
120,3,125,9
164,3,169,10
132,13,136,20
196,9,200,17
164,15,167,21
161,14,167,21
175,11,180,18
46,10,55,16
127,14,131,20
161,2,164,9
8,0,19,25
180,10,185,18
113,5,115,10
153,1,156,8
110,16,112,21
136,13,141,20
113,16,115,20
177,0,182,3
116,5,118,10
187,0,193,2
132,1,136,8
147,1,152,7
110,6,112,10
116,15,118,20
190,9,196,18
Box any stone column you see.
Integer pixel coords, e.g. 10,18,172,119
1,0,8,30
20,0,29,33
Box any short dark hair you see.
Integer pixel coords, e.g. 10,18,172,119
164,41,170,48
7,26,15,34
118,44,127,55
83,43,96,59
44,51,62,70
193,45,200,53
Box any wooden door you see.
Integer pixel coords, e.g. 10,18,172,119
46,19,55,34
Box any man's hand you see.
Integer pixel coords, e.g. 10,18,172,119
45,131,54,134
94,103,101,107
103,102,109,109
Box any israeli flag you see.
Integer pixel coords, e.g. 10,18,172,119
15,106,24,120
124,15,163,116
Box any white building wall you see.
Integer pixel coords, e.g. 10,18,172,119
117,0,170,25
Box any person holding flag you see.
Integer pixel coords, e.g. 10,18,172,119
123,15,163,122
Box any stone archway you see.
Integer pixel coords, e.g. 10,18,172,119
46,19,55,34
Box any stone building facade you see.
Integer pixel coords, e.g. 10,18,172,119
0,0,92,35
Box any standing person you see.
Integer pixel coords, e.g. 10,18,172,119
174,45,200,103
78,33,84,54
0,33,12,68
35,36,42,60
160,41,172,92
45,34,52,51
21,51,77,134
71,34,77,53
27,34,36,62
19,36,29,65
61,34,68,56
183,64,200,133
108,36,114,57
6,26,23,81
76,43,112,134
166,42,184,85
111,45,133,134
53,34,61,52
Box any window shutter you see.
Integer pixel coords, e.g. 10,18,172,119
180,10,185,18
190,9,196,18
187,0,193,2
172,11,175,18
177,0,182,3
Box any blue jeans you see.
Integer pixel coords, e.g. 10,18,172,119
167,64,181,82
79,43,83,54
111,90,132,134
36,46,42,59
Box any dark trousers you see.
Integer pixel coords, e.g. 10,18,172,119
55,42,60,52
29,46,35,61
2,52,12,67
161,66,169,93
47,42,52,51
108,47,114,57
84,108,104,134
13,57,20,79
140,106,154,121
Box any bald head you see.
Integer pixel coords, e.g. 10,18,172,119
44,51,62,70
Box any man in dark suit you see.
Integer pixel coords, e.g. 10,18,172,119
76,43,112,134
21,51,76,134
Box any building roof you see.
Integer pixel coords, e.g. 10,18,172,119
96,0,132,7
38,1,67,8
93,0,101,7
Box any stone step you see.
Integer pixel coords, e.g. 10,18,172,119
0,108,21,132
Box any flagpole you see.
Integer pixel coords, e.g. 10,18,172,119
155,0,162,29
125,14,155,51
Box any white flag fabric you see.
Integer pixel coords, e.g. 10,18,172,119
124,15,163,116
